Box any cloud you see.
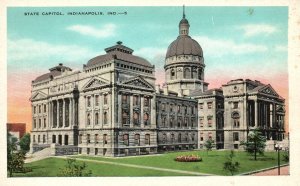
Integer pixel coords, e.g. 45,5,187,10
66,24,117,38
236,24,278,37
274,44,287,52
134,47,166,68
194,36,268,57
8,38,98,70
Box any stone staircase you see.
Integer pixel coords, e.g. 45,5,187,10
25,147,52,163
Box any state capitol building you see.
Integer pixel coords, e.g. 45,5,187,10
30,10,286,156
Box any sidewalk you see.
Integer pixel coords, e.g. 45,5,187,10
251,166,289,176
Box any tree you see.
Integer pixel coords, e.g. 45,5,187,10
241,129,266,160
58,158,92,177
223,150,240,175
7,132,26,177
19,133,30,153
204,138,215,155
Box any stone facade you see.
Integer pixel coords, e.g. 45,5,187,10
30,10,285,156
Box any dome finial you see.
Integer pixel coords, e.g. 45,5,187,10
183,5,185,19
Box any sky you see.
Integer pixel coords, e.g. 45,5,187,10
7,6,288,132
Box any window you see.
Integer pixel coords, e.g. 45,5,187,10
162,116,166,127
192,133,195,141
43,135,46,143
103,111,108,124
207,102,213,109
185,133,189,142
233,132,239,141
162,133,167,144
34,119,37,128
39,105,41,113
208,116,213,127
170,104,173,112
170,118,174,128
199,103,204,109
79,134,82,144
200,133,203,141
103,134,107,144
33,135,36,143
43,118,46,128
87,113,91,125
133,112,140,125
87,148,90,155
52,135,56,143
144,97,149,107
184,106,188,114
122,110,129,125
198,68,202,79
95,113,99,125
133,95,139,106
171,68,175,79
39,119,41,128
184,68,191,79
232,112,240,128
95,148,98,155
123,134,129,146
44,105,47,113
95,95,99,106
95,134,99,144
34,106,36,114
177,117,182,127
87,134,90,143
177,105,181,113
191,106,195,114
87,97,91,107
144,113,149,125
145,134,150,145
184,117,188,127
171,134,175,143
208,133,212,139
234,144,239,149
200,117,204,127
233,102,239,109
122,94,129,104
104,94,108,105
134,134,140,145
38,135,40,143
178,133,182,143
161,103,166,110
191,118,195,127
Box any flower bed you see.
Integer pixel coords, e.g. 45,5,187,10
174,155,202,162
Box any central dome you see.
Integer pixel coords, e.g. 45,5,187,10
166,36,203,58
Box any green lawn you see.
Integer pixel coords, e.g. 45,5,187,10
13,150,287,177
13,157,190,177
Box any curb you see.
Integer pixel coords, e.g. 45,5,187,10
239,164,289,175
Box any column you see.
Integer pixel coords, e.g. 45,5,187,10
141,96,144,128
270,103,273,128
118,94,122,127
57,100,59,128
151,97,156,128
69,98,72,127
130,95,133,128
254,100,258,127
91,95,94,127
63,99,65,127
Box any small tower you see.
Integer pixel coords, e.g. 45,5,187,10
164,6,208,96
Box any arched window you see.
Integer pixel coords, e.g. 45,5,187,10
95,113,99,125
103,112,108,124
145,134,150,145
178,133,182,143
177,117,182,127
103,134,107,144
123,134,129,146
171,69,175,79
122,110,129,125
162,133,167,144
184,68,191,79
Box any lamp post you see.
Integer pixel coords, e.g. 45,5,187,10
275,143,282,175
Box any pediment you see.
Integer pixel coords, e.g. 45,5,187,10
276,105,285,113
259,85,279,97
83,77,109,91
121,76,154,90
30,91,47,101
